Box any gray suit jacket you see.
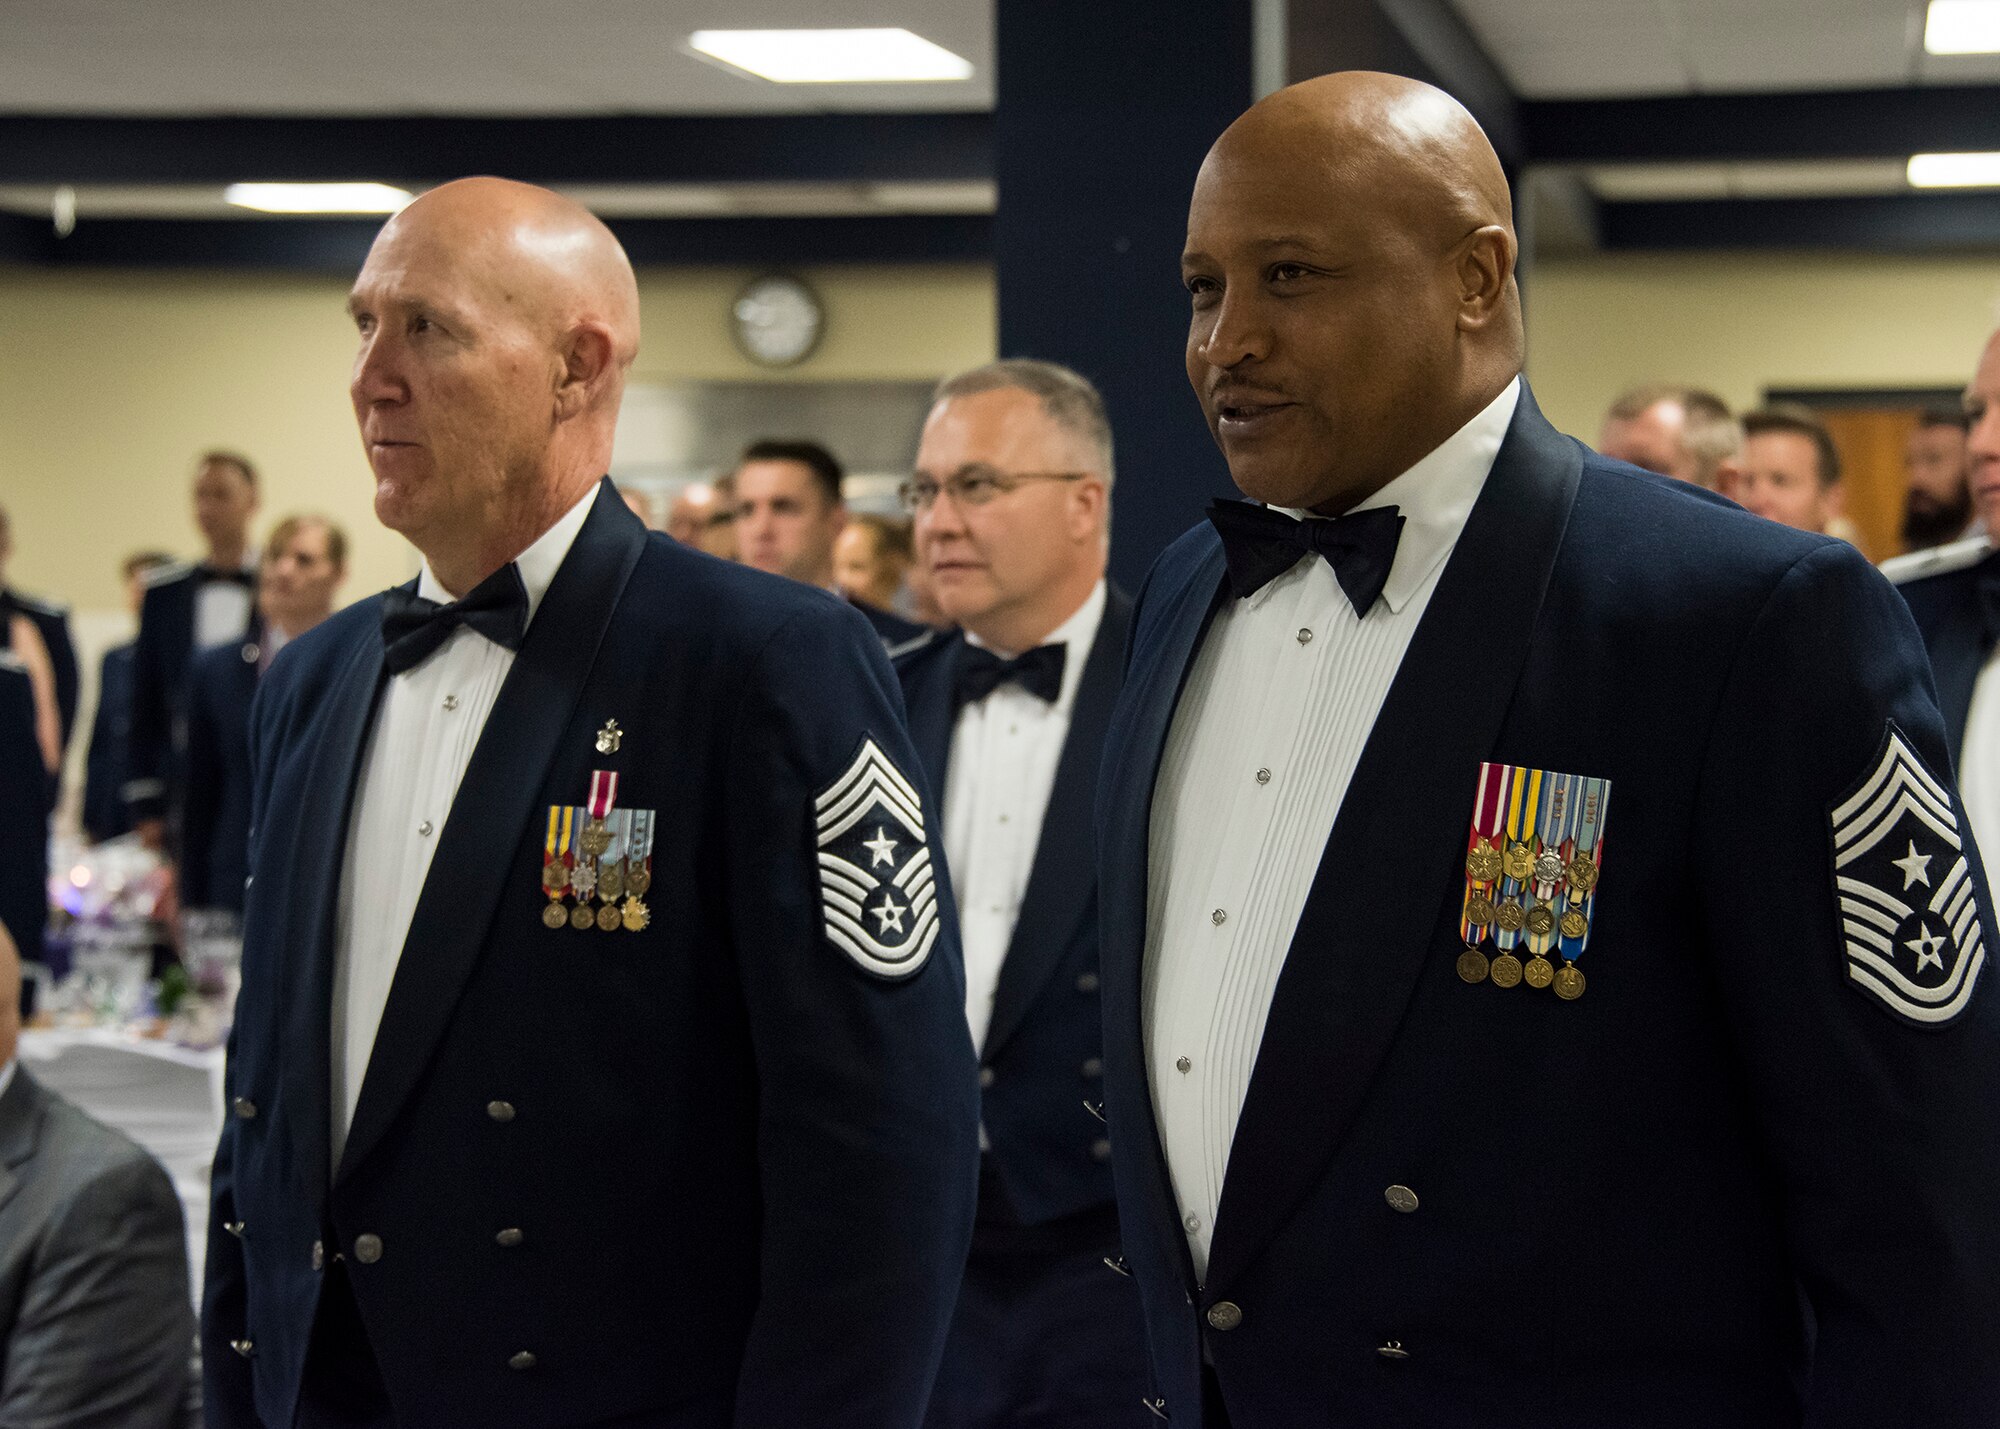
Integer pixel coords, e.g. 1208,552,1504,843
0,1065,194,1428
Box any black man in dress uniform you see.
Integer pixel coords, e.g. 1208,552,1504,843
1097,74,2000,1428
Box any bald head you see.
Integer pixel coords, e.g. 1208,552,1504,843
1184,72,1522,513
349,177,643,594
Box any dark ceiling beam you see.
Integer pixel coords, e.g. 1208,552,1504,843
0,111,992,185
10,213,992,270
1598,192,2000,252
1286,0,1521,164
1522,86,2000,164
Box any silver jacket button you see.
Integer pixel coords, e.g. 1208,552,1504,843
353,1233,384,1264
232,1097,257,1120
1384,1184,1420,1214
311,1240,324,1271
1206,1301,1243,1332
1378,1340,1411,1360
509,1351,538,1371
1090,1137,1112,1161
495,1228,525,1248
487,1100,516,1123
230,1339,255,1358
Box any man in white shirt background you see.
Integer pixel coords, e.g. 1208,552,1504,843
891,359,1150,1427
202,176,979,1429
127,449,262,846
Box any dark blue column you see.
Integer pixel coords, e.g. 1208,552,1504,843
994,1,1256,589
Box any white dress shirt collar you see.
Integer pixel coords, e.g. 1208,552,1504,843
962,578,1108,712
1259,375,1521,616
416,482,601,627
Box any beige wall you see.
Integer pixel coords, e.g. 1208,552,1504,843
0,262,997,619
1526,251,2000,440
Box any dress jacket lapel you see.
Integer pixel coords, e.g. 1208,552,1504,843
1202,389,1582,1294
334,482,647,1183
983,587,1133,1059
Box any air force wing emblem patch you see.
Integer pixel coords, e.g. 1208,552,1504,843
1830,724,1987,1025
814,737,940,980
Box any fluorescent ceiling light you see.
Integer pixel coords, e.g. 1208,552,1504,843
688,28,973,83
1925,0,2000,53
1908,152,2000,187
224,182,413,214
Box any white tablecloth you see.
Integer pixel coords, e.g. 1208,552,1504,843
17,1027,225,1300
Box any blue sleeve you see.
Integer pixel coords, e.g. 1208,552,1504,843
722,599,980,1428
1695,541,2000,1424
179,659,221,908
126,588,171,822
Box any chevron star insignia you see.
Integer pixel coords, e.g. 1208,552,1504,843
813,736,939,980
1829,724,1987,1026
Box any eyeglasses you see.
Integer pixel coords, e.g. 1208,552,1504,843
897,466,1089,513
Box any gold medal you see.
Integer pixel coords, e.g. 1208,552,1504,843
1490,953,1523,988
541,861,567,893
1553,964,1586,1000
1523,955,1554,989
1494,900,1526,933
570,904,595,931
596,903,622,933
598,862,625,902
580,819,613,858
1465,842,1503,883
1465,893,1496,927
542,901,567,929
1456,947,1490,984
627,864,651,897
1560,908,1588,940
1533,851,1565,884
1502,842,1535,881
1567,856,1599,893
1525,905,1555,937
621,896,650,932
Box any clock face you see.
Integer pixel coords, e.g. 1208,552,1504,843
732,274,824,367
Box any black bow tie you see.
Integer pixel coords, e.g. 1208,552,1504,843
954,643,1066,707
380,565,529,675
1207,499,1406,617
198,565,256,588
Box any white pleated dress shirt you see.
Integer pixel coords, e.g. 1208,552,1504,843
1143,379,1520,1279
1956,649,2000,865
946,580,1107,1053
329,485,597,1165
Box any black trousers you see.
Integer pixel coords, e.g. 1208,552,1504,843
923,1184,1156,1429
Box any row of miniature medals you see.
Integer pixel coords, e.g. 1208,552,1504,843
1457,763,1610,1001
541,768,654,933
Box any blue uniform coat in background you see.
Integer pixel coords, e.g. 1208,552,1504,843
127,566,256,824
202,484,981,1429
81,643,137,843
179,636,261,912
894,588,1132,1225
1097,389,2000,1428
0,588,78,751
1892,540,1996,771
0,659,49,965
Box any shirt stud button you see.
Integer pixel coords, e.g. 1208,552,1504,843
978,1066,996,1089
1184,1213,1201,1233
418,820,434,837
1297,628,1314,644
442,695,459,711
1211,908,1227,926
1176,1056,1191,1074
1255,768,1271,784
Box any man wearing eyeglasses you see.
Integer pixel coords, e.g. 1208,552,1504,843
893,360,1151,1428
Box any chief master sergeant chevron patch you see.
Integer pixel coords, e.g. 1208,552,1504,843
815,736,941,980
1830,723,1988,1025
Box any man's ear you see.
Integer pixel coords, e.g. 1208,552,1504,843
556,322,617,420
1454,226,1515,333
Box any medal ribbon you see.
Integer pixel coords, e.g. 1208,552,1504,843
1559,777,1611,964
543,806,570,898
1460,762,1513,943
630,808,654,874
1495,767,1543,951
588,770,620,820
1527,772,1576,956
